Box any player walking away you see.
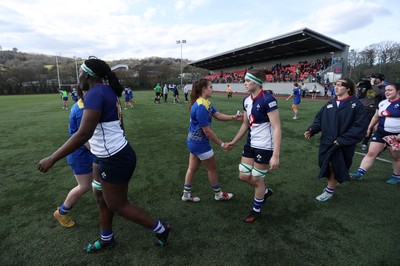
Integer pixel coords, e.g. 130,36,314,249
227,69,282,222
173,84,180,104
124,87,133,109
163,84,168,102
54,87,94,228
59,88,69,110
71,87,78,103
37,57,171,252
183,84,189,102
129,89,135,105
227,84,232,99
182,79,243,203
286,82,302,119
304,78,367,201
154,83,162,104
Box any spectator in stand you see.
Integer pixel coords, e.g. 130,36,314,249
316,73,322,84
286,82,302,119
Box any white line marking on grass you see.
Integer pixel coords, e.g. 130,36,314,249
354,151,391,163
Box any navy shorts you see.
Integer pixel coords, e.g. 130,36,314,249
371,130,400,144
242,144,273,165
94,143,137,184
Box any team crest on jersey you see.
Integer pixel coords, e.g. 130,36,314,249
269,101,277,108
381,110,390,117
249,114,255,125
327,104,333,109
352,103,356,108
256,104,261,111
395,104,400,108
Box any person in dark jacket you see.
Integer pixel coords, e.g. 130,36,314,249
304,78,368,201
357,73,386,151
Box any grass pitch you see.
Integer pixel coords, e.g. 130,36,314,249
0,91,398,266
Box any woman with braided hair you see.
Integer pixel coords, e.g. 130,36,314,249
37,57,171,252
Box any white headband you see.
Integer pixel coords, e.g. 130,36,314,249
245,73,263,85
80,63,100,79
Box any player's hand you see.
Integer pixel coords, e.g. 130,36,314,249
37,156,55,173
269,156,279,170
224,142,235,151
304,130,312,139
233,111,244,121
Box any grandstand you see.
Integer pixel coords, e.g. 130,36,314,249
189,28,349,96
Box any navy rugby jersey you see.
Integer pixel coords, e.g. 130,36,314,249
84,84,127,158
243,90,278,150
377,98,400,134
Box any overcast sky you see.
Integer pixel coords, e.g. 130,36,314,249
0,0,399,61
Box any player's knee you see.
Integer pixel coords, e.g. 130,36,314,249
80,182,92,193
239,163,253,176
92,180,102,191
251,167,268,178
239,173,251,182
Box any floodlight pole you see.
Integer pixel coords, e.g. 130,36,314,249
74,56,79,85
176,40,186,88
349,49,354,79
56,55,61,88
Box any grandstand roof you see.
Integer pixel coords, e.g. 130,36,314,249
189,28,349,70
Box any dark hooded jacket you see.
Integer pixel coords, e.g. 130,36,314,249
308,96,368,182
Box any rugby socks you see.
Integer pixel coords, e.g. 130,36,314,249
58,203,72,215
212,184,222,197
183,184,192,197
325,187,335,194
357,167,367,176
152,220,166,234
101,229,114,242
253,197,264,213
392,173,400,179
